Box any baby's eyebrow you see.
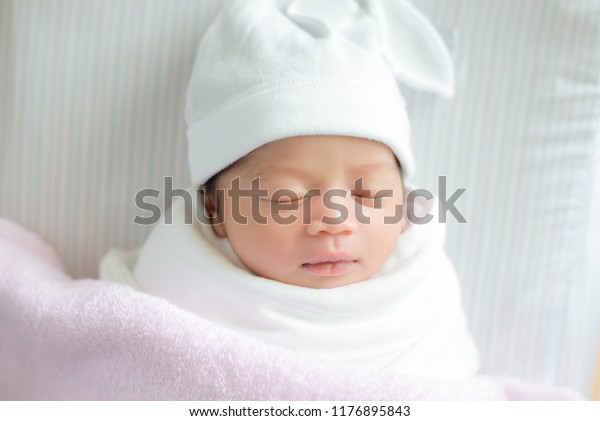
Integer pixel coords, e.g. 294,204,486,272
255,166,312,180
350,162,400,174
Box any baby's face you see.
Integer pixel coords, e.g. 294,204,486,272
210,135,405,288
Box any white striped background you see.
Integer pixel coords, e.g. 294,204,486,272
1,0,599,398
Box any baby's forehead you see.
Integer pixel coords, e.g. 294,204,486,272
230,136,400,179
250,136,397,161
241,159,402,184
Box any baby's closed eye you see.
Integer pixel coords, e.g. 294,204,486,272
351,187,395,207
263,188,309,205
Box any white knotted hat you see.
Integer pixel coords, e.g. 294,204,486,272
186,0,453,186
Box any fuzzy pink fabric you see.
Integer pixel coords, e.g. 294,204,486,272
0,218,584,400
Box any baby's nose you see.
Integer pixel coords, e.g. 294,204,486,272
305,190,358,236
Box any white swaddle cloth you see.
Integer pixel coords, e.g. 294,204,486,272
99,0,480,379
103,188,480,379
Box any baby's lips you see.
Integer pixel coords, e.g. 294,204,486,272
302,253,358,265
301,253,358,276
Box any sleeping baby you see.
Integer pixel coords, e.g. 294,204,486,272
101,0,480,378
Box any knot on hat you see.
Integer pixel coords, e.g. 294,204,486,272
285,0,454,96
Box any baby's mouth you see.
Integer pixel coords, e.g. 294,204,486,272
302,255,358,276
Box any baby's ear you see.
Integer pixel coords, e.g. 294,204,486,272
199,187,227,238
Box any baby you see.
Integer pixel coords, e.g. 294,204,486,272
102,0,480,378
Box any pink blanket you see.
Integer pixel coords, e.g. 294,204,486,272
0,218,584,400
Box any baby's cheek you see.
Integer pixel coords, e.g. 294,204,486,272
243,221,296,256
240,228,300,282
357,199,404,224
227,228,281,277
365,208,405,249
265,202,303,224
